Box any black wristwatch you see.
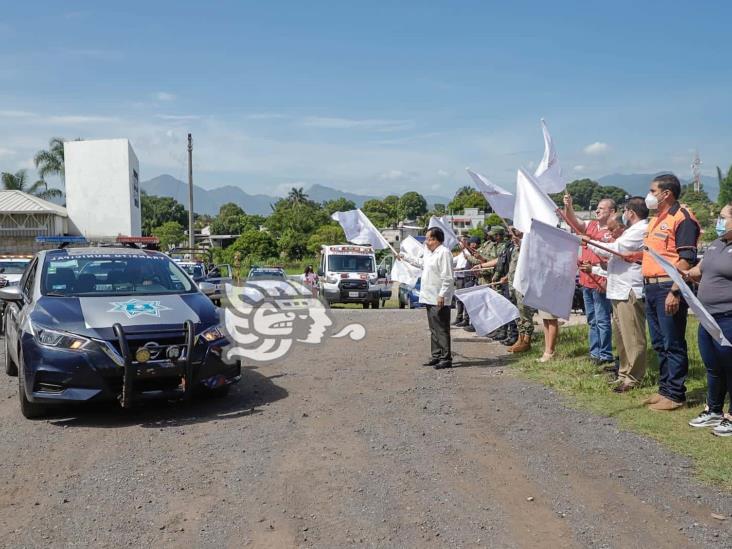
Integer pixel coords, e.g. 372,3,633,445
671,289,681,298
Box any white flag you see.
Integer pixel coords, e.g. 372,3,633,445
428,216,458,251
512,229,532,296
455,284,519,336
390,258,421,288
512,168,560,234
647,248,731,347
399,235,424,258
331,209,390,250
521,219,580,320
466,168,515,221
534,118,565,193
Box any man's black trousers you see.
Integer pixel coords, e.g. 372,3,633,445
426,304,452,362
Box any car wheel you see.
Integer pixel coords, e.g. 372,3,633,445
398,298,405,309
18,350,47,419
4,329,17,377
362,303,369,309
371,300,380,309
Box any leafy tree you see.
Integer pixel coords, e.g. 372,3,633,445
550,179,629,210
432,203,446,215
322,197,356,216
484,213,503,227
287,187,309,205
680,184,717,229
306,224,346,255
718,165,732,206
222,229,279,264
278,228,309,260
265,197,329,259
399,191,427,219
1,169,62,200
362,198,393,227
33,137,69,184
447,186,488,212
141,191,188,235
218,202,245,218
152,221,185,250
591,185,628,207
210,213,265,235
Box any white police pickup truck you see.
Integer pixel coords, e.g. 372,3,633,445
318,245,388,308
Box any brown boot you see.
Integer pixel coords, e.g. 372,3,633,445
642,393,663,406
510,334,532,353
649,396,684,412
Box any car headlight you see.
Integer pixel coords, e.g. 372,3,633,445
35,326,92,351
325,275,338,284
199,324,226,343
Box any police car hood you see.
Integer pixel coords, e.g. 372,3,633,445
32,293,217,339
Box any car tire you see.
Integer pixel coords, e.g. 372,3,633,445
4,332,17,377
362,303,369,309
398,298,405,309
18,350,46,419
371,300,380,309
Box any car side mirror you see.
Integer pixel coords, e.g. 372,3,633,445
0,285,23,302
198,281,215,295
317,269,324,277
377,268,386,278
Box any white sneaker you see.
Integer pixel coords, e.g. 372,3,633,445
712,418,732,437
688,410,724,428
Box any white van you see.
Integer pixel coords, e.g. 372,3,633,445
318,245,387,308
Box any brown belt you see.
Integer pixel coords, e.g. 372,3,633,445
643,276,673,284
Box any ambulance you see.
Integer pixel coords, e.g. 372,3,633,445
318,245,388,308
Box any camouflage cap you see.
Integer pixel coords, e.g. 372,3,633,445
488,225,506,235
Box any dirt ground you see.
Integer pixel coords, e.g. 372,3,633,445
1,309,731,548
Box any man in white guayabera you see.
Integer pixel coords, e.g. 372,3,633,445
399,227,455,369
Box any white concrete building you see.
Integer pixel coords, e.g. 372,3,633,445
443,208,488,235
64,139,141,239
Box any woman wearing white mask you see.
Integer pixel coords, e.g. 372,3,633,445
682,203,732,436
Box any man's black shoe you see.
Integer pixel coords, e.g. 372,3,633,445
422,358,440,366
501,336,518,346
451,318,464,326
434,360,453,369
454,320,468,327
463,325,476,332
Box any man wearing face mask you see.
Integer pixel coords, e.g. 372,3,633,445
581,197,650,393
682,202,732,435
641,173,701,411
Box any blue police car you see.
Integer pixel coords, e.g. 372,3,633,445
0,246,240,418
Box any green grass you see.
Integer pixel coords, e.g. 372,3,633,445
509,318,732,490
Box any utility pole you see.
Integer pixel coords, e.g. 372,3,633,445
187,133,195,249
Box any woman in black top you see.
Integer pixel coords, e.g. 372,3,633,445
683,203,732,436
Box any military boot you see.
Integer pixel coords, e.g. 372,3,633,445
488,327,507,341
508,334,531,353
500,322,518,346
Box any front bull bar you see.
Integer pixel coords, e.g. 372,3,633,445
113,320,196,408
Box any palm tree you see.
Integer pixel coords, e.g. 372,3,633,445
287,187,308,205
33,137,66,184
1,170,63,200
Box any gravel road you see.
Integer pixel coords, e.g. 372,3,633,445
1,309,731,548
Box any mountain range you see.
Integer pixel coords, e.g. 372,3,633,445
141,172,720,217
141,175,451,216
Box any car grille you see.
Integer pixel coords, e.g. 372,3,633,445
109,331,188,360
339,279,368,290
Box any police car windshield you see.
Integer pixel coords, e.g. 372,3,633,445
41,254,194,296
180,264,204,278
328,255,374,273
0,261,29,274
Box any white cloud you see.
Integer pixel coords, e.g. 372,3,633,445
301,116,412,132
436,169,450,177
379,169,405,180
0,147,16,156
430,183,441,191
0,110,36,118
154,92,176,102
155,114,202,121
47,115,121,124
573,165,586,172
583,142,610,155
246,113,288,120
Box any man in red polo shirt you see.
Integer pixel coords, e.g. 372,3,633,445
563,195,618,367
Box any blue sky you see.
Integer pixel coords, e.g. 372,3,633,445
2,1,731,198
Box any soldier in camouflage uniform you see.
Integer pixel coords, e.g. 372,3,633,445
491,229,518,345
466,228,496,284
507,229,535,353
